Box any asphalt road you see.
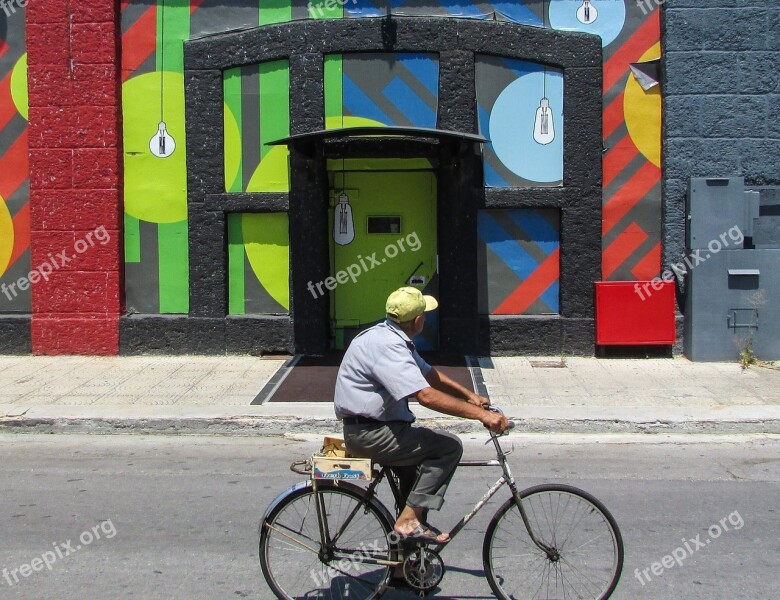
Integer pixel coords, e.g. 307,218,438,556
0,432,778,599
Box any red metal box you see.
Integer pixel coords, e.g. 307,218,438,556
595,281,676,345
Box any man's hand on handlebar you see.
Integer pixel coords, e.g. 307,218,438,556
480,409,510,434
467,393,491,408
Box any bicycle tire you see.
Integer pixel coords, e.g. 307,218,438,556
484,483,624,600
260,482,395,600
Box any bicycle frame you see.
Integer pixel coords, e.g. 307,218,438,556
309,428,558,567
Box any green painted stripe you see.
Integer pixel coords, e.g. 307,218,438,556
259,60,290,160
158,220,189,314
124,213,141,263
324,54,343,127
228,214,246,315
156,0,189,73
224,67,244,192
260,0,292,25
153,2,190,314
310,0,343,19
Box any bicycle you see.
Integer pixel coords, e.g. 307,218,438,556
259,407,624,599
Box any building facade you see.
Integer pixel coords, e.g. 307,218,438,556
0,1,777,358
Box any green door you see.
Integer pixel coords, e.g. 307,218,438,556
328,161,438,350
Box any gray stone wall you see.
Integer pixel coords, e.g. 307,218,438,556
662,0,780,271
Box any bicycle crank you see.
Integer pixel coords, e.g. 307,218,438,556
402,547,445,597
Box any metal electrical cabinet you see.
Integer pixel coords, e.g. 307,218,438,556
684,178,780,361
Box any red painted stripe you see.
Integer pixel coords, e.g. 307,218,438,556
602,222,648,280
0,71,17,132
602,162,660,235
8,202,30,270
0,40,8,61
631,241,662,281
494,248,560,315
0,131,28,201
191,0,206,13
603,134,639,189
120,0,133,10
122,5,157,80
603,10,660,94
603,91,625,141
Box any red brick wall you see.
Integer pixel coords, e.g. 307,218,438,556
26,0,123,355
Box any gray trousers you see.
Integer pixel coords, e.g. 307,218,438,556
343,421,463,511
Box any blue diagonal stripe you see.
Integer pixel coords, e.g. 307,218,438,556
501,57,543,78
477,104,491,139
397,55,439,97
540,281,560,312
343,74,392,125
508,211,560,247
382,77,436,127
483,156,510,188
478,212,539,281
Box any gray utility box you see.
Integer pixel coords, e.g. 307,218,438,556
686,178,746,250
684,178,780,361
684,250,780,361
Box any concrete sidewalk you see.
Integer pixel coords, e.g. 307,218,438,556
1,354,779,435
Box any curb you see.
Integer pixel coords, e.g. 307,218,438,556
2,415,779,436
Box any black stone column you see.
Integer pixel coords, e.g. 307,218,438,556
288,53,330,354
437,51,479,353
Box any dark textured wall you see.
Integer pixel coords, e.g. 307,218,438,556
662,1,780,285
124,16,602,355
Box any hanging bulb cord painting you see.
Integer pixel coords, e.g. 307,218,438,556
150,0,176,159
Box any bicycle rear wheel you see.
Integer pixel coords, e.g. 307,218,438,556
260,483,394,600
484,483,623,600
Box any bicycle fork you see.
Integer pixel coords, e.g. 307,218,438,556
491,434,560,562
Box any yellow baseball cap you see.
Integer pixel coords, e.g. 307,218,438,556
386,287,438,323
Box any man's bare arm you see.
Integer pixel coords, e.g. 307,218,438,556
425,367,489,407
413,387,508,433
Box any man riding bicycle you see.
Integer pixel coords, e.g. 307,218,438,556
334,286,509,544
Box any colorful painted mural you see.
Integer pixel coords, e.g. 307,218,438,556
326,53,440,130
119,0,661,318
478,209,560,315
0,5,29,313
477,56,564,187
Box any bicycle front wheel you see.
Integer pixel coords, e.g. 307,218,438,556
260,483,394,600
484,484,623,600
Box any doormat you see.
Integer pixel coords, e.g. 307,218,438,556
253,354,485,404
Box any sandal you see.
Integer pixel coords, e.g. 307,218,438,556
393,523,449,543
420,521,447,540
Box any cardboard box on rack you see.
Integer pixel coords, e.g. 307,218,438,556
311,456,372,481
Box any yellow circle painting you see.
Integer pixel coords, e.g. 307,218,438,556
624,43,662,168
122,71,187,223
0,193,14,277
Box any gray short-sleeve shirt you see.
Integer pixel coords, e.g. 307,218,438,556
334,319,432,422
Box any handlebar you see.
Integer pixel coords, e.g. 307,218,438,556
485,405,515,434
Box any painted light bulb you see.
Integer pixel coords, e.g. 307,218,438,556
533,98,555,145
576,0,598,24
149,121,176,158
333,192,355,246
